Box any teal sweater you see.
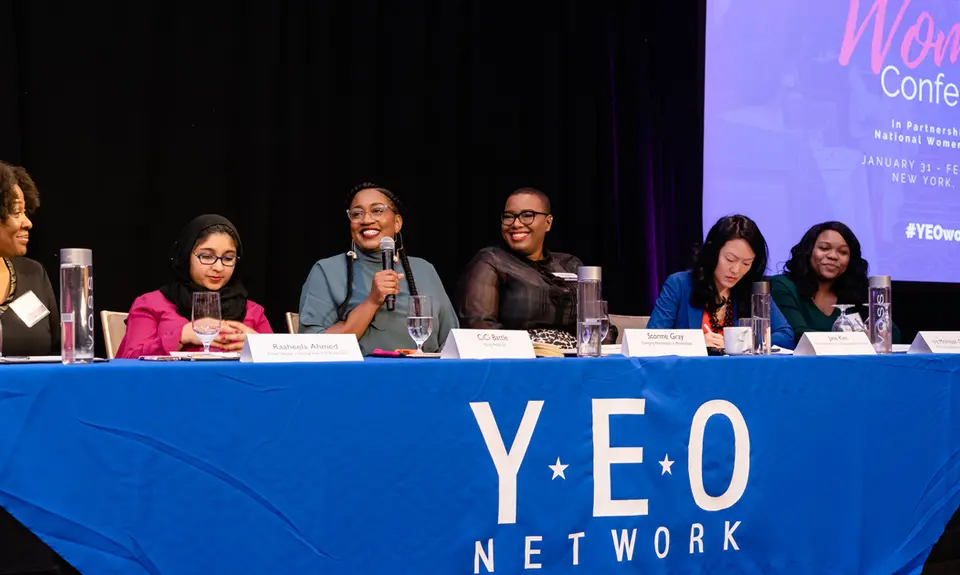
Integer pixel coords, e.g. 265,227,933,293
298,250,459,355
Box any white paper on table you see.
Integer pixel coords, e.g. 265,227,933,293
0,355,62,363
170,351,241,360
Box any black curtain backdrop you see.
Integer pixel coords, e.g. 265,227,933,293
0,0,705,345
0,1,957,571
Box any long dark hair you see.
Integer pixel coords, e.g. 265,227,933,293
783,221,868,305
691,214,769,317
337,182,418,321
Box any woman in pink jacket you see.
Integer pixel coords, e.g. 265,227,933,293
116,214,272,358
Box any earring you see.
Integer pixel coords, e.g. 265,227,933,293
393,231,404,261
347,241,358,260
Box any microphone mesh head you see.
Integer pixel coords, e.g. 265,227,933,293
379,237,395,251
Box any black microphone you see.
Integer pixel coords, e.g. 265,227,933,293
379,236,396,311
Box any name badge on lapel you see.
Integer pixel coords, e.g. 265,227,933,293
8,290,50,328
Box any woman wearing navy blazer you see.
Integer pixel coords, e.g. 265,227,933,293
648,214,795,350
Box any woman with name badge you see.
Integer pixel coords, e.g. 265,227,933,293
648,214,794,351
456,187,594,348
115,215,272,358
771,221,901,345
0,162,75,575
0,162,59,358
298,183,457,355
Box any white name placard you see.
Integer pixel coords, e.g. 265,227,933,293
440,329,536,360
620,329,708,357
794,332,876,356
240,334,363,363
908,331,960,354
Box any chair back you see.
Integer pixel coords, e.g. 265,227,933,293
609,314,650,344
100,311,129,359
285,312,300,334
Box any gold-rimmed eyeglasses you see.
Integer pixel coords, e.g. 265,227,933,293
347,204,396,223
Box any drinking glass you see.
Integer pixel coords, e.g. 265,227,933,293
598,301,610,343
860,303,872,337
192,292,222,354
407,295,434,355
832,304,864,333
577,299,603,357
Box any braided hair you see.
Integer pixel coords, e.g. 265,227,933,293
337,182,419,321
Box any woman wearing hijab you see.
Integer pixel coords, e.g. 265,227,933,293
116,215,272,358
298,182,458,355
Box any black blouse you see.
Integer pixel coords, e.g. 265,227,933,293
0,257,71,572
0,257,60,356
455,246,582,333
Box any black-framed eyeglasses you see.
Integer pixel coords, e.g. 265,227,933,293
347,204,396,223
194,253,238,267
501,210,550,226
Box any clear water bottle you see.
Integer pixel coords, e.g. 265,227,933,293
750,281,771,355
61,248,95,364
576,266,602,358
868,275,892,354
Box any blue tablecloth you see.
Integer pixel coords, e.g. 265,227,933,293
0,355,957,574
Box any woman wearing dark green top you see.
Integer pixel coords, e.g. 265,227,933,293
771,221,900,345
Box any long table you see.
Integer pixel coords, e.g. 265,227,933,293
0,355,957,574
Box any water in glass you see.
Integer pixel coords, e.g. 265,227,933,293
407,295,434,354
598,301,610,343
576,267,602,357
578,317,602,354
60,254,95,364
192,292,222,354
867,276,893,353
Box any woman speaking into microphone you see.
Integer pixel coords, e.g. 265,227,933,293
298,183,458,355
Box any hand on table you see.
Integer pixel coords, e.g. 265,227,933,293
180,323,202,347
214,320,257,351
703,323,724,349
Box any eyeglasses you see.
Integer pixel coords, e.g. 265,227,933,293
347,204,396,223
501,210,550,226
194,253,238,267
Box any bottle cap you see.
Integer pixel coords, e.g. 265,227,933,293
751,281,770,295
60,248,93,266
577,266,602,281
868,275,891,288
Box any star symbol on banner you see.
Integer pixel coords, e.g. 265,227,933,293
549,457,569,480
659,454,674,476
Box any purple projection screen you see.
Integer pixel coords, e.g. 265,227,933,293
703,0,960,283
